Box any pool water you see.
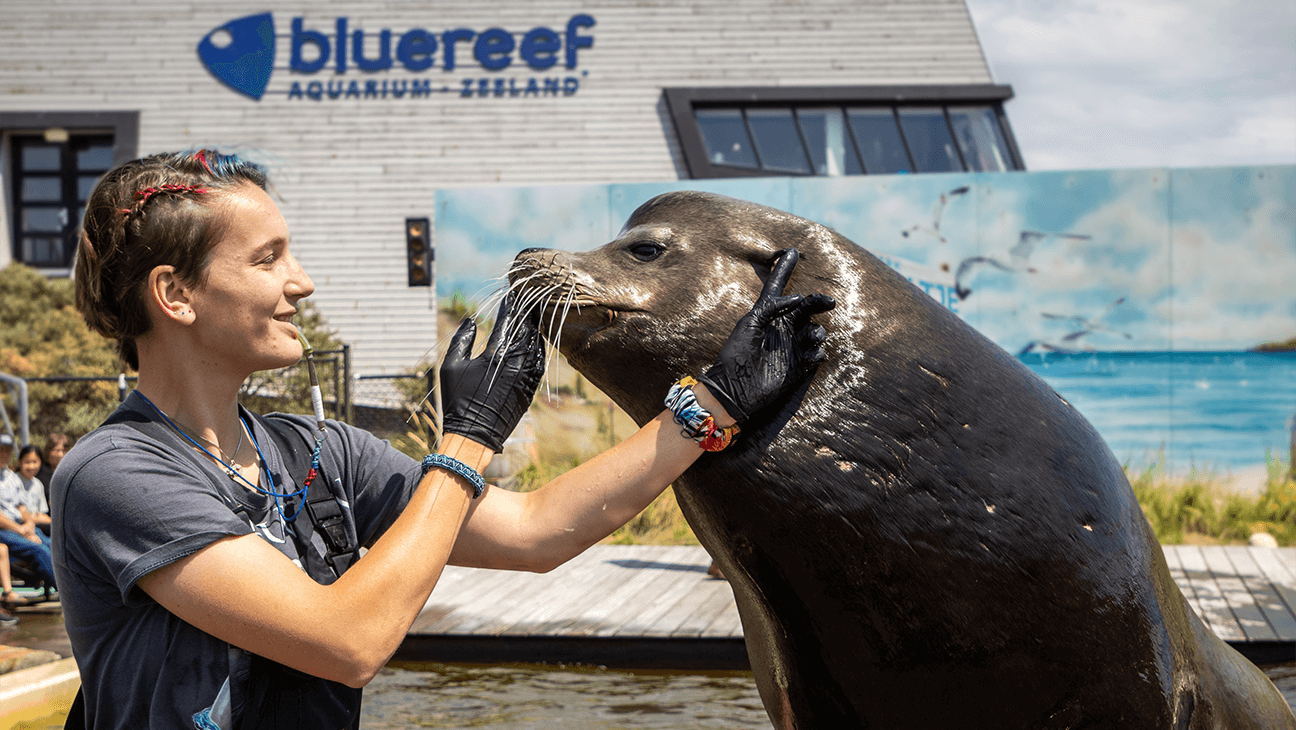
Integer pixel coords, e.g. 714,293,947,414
357,661,1296,729
362,663,771,729
11,658,1296,728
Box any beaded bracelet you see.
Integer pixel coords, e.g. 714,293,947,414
421,453,487,498
664,376,740,452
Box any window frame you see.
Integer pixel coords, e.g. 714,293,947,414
663,85,1024,179
0,111,138,274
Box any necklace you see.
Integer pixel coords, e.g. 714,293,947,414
135,391,312,521
180,420,247,474
161,411,251,477
131,392,252,477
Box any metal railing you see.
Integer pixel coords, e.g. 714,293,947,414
2,345,437,443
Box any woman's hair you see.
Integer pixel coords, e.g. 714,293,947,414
75,149,268,370
18,444,42,463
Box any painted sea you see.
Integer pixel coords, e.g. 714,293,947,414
1018,350,1296,474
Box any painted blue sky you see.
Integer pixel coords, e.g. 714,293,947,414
435,165,1295,354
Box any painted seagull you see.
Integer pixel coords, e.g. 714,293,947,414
1018,298,1133,355
901,185,970,243
954,229,1092,301
1041,297,1133,344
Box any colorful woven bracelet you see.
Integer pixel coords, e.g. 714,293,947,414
665,376,711,436
664,376,740,452
421,453,487,498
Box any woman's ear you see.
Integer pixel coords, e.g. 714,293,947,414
148,265,194,324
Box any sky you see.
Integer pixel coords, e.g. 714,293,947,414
963,0,1296,171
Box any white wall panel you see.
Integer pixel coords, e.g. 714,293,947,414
0,0,993,375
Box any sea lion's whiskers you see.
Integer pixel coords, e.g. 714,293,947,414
509,259,573,383
519,283,565,396
471,288,507,331
539,284,577,395
545,287,568,349
485,283,558,389
501,268,549,296
547,279,578,371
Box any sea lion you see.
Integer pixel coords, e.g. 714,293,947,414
508,191,1294,729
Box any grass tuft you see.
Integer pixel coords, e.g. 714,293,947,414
1128,455,1296,546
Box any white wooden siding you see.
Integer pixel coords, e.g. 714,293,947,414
0,0,993,375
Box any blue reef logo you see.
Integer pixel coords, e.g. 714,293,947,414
197,13,276,100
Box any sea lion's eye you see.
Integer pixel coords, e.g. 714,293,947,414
627,242,665,262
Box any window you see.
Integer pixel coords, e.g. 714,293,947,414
948,106,1014,173
847,108,910,174
745,108,810,174
1,111,138,273
797,108,861,176
695,109,758,169
10,134,114,268
897,107,962,173
663,85,1024,179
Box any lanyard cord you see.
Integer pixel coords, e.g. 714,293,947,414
135,391,320,521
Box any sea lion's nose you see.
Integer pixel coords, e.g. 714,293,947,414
509,247,561,285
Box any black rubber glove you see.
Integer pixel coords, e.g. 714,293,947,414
699,249,835,423
440,293,546,452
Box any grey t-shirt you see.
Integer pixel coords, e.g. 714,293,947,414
51,392,422,729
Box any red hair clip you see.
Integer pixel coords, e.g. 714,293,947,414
195,150,215,175
121,184,210,220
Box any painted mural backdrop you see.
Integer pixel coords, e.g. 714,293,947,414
435,166,1296,476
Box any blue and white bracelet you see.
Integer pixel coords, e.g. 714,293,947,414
421,453,487,498
664,376,739,451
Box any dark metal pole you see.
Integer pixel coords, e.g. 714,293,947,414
342,344,354,424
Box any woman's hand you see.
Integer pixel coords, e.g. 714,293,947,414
440,293,546,452
700,248,834,423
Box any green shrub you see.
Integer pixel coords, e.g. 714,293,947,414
1129,454,1295,545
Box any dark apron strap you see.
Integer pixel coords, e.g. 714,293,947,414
105,407,359,583
237,655,362,730
254,414,358,582
62,687,86,730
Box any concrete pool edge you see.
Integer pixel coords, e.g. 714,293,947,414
0,655,79,730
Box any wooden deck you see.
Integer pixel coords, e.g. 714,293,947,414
1165,545,1296,647
396,544,1296,668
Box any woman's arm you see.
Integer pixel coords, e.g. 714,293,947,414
138,433,490,688
140,389,719,685
447,386,730,572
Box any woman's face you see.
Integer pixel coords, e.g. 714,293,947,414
186,184,315,375
47,442,65,466
19,452,41,479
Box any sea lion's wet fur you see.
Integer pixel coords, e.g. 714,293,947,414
510,191,1294,729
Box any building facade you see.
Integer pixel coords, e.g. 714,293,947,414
0,0,1019,376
